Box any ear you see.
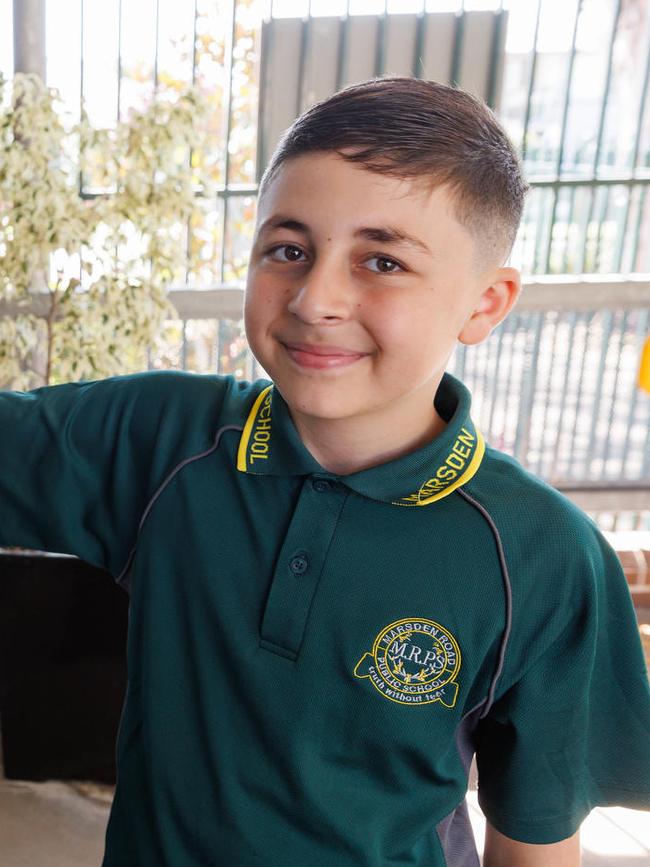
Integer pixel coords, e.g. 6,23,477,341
458,267,522,346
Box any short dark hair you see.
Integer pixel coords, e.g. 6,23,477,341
258,76,528,267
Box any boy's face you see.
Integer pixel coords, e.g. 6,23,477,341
245,151,516,427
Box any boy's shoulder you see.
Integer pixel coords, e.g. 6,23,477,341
76,369,271,430
464,440,612,588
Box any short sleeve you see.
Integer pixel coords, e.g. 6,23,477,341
474,522,650,844
0,370,227,580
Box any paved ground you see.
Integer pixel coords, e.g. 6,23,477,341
1,776,649,866
0,779,110,867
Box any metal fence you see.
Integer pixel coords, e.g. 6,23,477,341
2,0,650,528
4,0,650,281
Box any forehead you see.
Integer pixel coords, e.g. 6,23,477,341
256,152,473,253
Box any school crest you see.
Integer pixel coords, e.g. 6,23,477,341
354,617,461,707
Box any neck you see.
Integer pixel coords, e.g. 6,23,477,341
287,378,448,476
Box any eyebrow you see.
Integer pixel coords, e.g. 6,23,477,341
257,215,432,256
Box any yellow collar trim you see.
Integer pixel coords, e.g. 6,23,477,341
390,427,485,506
237,385,273,472
237,384,485,506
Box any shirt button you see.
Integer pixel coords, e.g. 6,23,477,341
289,555,309,575
313,479,331,492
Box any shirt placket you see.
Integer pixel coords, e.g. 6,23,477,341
259,474,348,660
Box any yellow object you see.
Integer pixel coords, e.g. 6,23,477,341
639,336,650,393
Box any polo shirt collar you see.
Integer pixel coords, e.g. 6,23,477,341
236,372,485,507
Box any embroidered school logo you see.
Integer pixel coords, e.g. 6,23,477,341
354,617,461,707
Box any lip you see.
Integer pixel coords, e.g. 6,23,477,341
281,341,369,369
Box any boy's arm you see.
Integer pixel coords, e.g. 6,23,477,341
0,371,225,580
474,512,650,848
483,823,581,867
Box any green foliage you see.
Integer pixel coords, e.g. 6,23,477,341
0,72,214,388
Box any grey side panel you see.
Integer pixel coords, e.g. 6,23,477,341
115,424,242,592
435,700,485,867
436,799,480,867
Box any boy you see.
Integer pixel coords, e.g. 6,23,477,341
1,77,649,867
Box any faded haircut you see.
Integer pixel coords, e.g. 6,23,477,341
258,76,529,268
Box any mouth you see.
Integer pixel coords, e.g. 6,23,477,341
281,341,370,370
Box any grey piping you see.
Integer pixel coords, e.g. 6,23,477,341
115,424,243,590
457,487,513,717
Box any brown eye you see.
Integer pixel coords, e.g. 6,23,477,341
268,244,305,262
367,255,403,274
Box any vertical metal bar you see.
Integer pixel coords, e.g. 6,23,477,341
486,9,506,110
600,310,628,474
374,0,388,78
184,0,199,286
619,308,647,477
256,16,272,185
631,185,647,270
79,0,85,196
583,309,614,476
455,342,467,384
450,10,464,87
12,0,46,77
153,0,160,91
613,41,650,269
535,312,561,477
550,311,578,476
500,312,521,452
181,320,188,370
486,318,507,438
593,185,611,272
630,25,650,172
543,0,582,273
608,182,629,274
532,187,551,274
479,338,491,419
512,313,543,466
213,318,221,374
219,0,238,283
561,186,576,272
520,0,542,161
578,185,596,272
591,0,621,174
336,2,351,91
643,387,650,477
566,312,591,480
116,0,123,122
412,4,427,80
295,9,310,116
576,0,621,270
614,186,633,272
218,319,226,375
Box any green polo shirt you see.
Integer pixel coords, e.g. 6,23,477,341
1,369,649,866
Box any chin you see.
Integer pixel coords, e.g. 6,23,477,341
276,378,360,421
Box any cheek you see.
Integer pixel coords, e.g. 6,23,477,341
245,278,281,329
364,294,437,348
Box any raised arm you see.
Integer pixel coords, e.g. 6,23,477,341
0,370,228,579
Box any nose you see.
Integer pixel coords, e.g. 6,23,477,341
286,255,352,324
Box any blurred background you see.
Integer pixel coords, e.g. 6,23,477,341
2,0,649,533
0,1,649,864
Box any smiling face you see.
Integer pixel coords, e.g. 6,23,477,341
244,151,519,463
